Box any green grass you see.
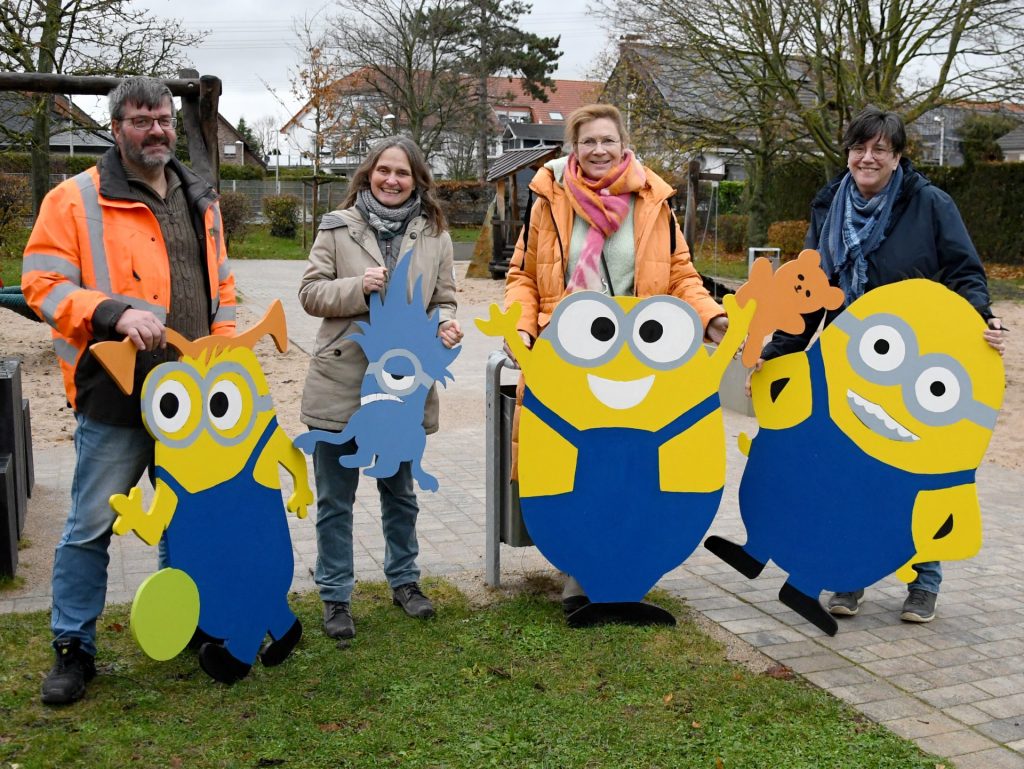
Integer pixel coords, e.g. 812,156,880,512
228,225,309,260
450,226,481,243
0,581,943,769
989,276,1024,302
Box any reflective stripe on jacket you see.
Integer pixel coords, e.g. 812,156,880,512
22,149,236,423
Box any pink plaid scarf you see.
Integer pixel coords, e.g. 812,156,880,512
563,150,646,293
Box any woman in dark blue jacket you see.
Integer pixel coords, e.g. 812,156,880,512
754,106,1006,625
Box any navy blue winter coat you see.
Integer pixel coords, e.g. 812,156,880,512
762,158,992,360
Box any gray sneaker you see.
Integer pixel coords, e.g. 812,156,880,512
827,589,865,616
901,589,937,623
392,582,435,619
323,601,355,639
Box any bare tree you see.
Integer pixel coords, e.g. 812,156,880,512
325,0,470,161
0,0,205,211
600,0,1024,235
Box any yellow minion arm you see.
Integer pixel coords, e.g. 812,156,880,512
708,294,757,380
253,428,314,519
475,302,532,374
110,482,178,546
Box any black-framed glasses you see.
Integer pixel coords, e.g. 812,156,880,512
121,115,177,131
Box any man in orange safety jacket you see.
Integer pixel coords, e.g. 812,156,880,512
22,76,236,705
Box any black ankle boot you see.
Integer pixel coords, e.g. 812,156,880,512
41,638,96,705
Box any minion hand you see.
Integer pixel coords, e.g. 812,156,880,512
475,302,522,343
286,485,314,520
111,487,161,545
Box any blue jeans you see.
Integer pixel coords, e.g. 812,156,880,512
312,436,421,603
51,414,153,657
909,561,942,594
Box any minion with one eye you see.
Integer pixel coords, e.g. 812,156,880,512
478,291,755,611
91,300,313,683
705,280,1005,635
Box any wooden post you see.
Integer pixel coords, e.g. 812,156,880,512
0,360,27,538
683,159,701,255
178,68,221,189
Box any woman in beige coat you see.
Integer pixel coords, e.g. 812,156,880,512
298,136,462,641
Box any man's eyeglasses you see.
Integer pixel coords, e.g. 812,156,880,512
848,144,894,159
120,116,177,131
576,138,621,151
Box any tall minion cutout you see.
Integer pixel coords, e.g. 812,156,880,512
91,300,313,683
478,291,757,621
294,250,460,491
706,279,1005,635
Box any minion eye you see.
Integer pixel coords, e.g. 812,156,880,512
630,298,700,367
914,366,961,414
152,379,192,434
382,370,418,394
208,379,244,430
858,324,906,373
555,297,620,362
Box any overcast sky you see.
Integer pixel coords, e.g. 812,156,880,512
115,0,612,132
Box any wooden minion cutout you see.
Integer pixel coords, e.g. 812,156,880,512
91,300,314,683
294,250,460,491
478,291,756,624
706,279,1004,635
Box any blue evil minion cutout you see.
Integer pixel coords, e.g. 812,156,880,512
477,291,756,607
90,300,313,683
705,279,1005,636
294,250,460,492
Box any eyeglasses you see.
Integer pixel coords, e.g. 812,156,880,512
848,144,894,159
120,115,177,131
576,138,621,151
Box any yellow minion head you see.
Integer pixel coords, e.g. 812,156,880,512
819,280,1004,474
526,291,720,431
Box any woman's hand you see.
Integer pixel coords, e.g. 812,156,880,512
438,319,463,349
706,315,728,345
744,358,764,398
985,317,1007,356
504,330,533,369
362,266,388,294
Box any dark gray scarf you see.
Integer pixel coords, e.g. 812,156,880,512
356,188,420,240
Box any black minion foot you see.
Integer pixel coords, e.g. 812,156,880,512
259,619,303,667
779,582,838,637
198,642,251,684
703,535,766,579
566,601,676,628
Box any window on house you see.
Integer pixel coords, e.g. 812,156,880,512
549,111,563,121
223,144,237,156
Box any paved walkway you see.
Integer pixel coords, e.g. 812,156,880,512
6,260,1023,768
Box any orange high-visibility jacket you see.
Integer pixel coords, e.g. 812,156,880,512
22,150,236,424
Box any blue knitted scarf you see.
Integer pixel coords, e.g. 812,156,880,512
819,165,902,301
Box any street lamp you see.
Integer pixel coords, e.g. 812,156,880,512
626,92,636,133
933,114,945,166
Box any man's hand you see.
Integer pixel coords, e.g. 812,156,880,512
115,308,166,351
706,315,728,344
438,319,464,349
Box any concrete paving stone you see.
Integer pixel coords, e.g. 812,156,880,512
829,680,905,706
863,655,934,677
862,638,936,660
944,703,997,726
883,711,972,739
913,729,999,758
13,596,50,612
839,647,884,665
736,628,808,647
703,605,765,623
757,640,826,661
687,595,748,612
918,629,990,650
976,638,1024,659
974,624,1024,642
889,673,935,693
974,717,1024,744
975,673,1024,698
975,694,1024,720
867,623,940,643
858,695,935,721
818,629,888,650
918,646,991,667
918,663,996,689
1009,739,1024,753
786,653,852,674
719,615,789,635
803,665,879,689
917,683,992,709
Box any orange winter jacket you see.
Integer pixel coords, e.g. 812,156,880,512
504,157,723,338
22,149,236,424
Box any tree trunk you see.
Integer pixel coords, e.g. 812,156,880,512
475,71,489,182
745,151,769,248
31,0,62,214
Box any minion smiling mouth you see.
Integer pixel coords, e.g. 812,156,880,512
847,389,919,442
361,393,402,406
587,374,655,410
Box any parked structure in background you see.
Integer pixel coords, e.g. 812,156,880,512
0,92,113,156
216,114,268,171
908,103,1023,167
280,72,598,179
